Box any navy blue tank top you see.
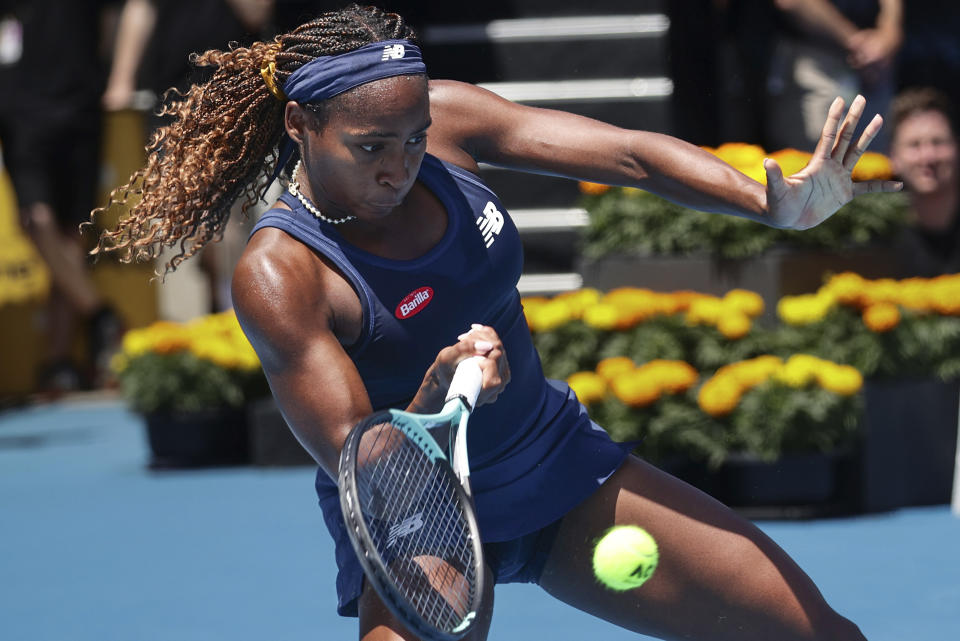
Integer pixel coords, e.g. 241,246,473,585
251,153,563,465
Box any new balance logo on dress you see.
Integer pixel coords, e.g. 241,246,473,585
387,512,425,547
382,44,406,61
476,201,503,248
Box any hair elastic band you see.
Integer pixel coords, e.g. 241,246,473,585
260,60,286,101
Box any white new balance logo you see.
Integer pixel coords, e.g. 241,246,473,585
381,44,406,61
386,512,425,548
476,201,503,248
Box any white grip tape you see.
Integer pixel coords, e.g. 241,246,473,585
446,356,484,409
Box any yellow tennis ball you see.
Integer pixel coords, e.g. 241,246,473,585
592,525,659,591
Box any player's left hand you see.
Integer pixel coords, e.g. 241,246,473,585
764,94,902,230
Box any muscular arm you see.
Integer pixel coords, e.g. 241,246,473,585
428,80,769,222
427,80,899,230
231,230,372,478
232,229,509,478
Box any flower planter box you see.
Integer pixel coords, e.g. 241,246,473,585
577,246,900,323
857,379,960,512
247,397,315,467
663,451,856,518
144,407,250,469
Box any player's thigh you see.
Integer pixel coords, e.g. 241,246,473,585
538,456,864,641
358,564,496,641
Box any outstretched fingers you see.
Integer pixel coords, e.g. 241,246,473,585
853,179,903,196
843,112,884,170
832,94,866,162
813,96,846,160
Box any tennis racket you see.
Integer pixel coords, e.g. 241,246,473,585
338,356,487,640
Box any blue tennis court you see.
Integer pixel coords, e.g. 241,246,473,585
1,397,957,640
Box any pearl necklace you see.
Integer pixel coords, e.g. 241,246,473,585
287,160,356,225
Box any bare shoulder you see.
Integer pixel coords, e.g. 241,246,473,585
426,79,518,167
231,227,357,370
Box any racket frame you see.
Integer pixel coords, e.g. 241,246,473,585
339,400,486,641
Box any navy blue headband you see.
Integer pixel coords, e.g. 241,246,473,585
268,39,427,187
283,39,426,104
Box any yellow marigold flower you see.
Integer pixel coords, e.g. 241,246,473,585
896,278,930,311
862,278,900,306
824,272,866,307
578,181,611,195
555,288,602,318
583,302,621,331
862,302,900,333
717,311,752,340
768,148,812,177
641,360,699,394
723,288,765,318
697,376,742,417
596,356,635,383
773,354,823,388
816,364,863,396
851,151,893,181
121,327,154,357
713,142,766,170
567,371,608,405
150,323,191,355
776,293,834,325
725,356,779,388
611,370,662,408
528,299,574,332
686,296,724,325
929,276,960,315
522,297,550,327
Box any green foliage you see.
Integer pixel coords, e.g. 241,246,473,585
580,190,910,260
118,352,268,414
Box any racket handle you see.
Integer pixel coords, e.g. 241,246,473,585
445,356,484,410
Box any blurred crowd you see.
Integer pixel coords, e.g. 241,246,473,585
0,0,957,396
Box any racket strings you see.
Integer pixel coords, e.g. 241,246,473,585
355,420,478,630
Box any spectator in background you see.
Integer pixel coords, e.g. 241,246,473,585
888,87,960,277
104,0,274,313
0,0,123,393
766,0,902,153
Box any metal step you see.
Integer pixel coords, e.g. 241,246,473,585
423,14,668,44
511,207,589,232
422,15,669,82
517,272,584,296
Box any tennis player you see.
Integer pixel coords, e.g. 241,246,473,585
92,5,899,640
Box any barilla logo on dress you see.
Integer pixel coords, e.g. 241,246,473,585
382,44,406,61
395,286,434,319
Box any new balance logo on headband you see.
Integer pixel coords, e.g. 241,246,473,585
381,44,406,61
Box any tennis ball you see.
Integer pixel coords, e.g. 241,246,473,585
592,525,659,591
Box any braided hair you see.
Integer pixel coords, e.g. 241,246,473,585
90,5,416,274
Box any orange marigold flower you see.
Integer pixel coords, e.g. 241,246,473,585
641,360,699,394
768,148,812,177
697,376,742,417
611,371,662,408
578,181,611,195
851,152,893,181
597,356,635,383
862,302,901,332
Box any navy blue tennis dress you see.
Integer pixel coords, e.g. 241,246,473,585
251,153,633,616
